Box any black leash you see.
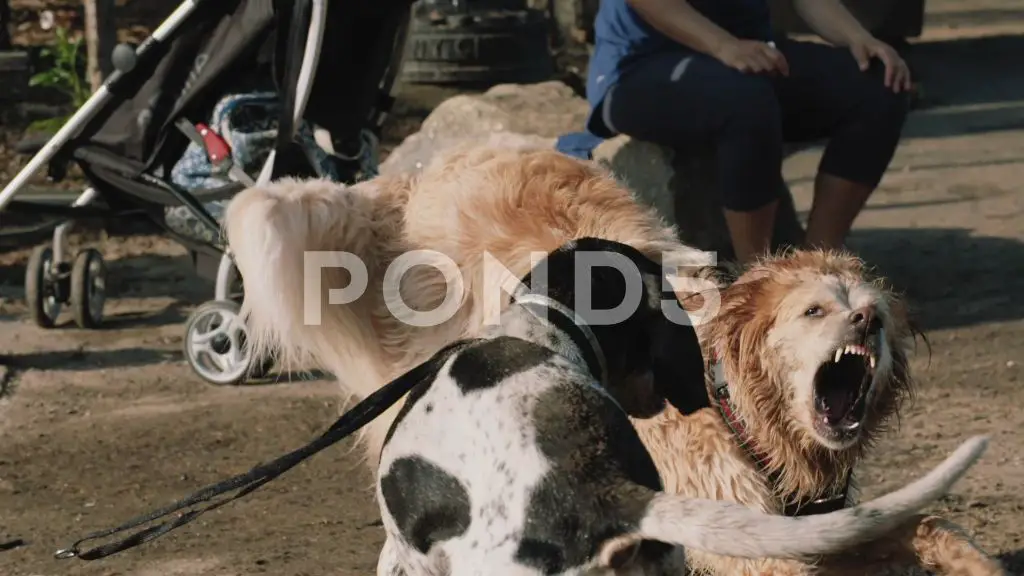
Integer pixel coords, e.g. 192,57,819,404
53,354,446,561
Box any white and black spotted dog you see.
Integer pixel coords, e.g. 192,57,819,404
374,238,988,576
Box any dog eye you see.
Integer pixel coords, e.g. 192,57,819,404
804,305,824,317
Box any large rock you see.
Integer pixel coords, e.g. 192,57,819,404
592,136,805,260
379,81,589,175
381,81,804,259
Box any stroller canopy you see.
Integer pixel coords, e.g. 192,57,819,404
69,0,411,180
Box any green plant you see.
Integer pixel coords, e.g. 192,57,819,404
25,26,90,134
29,26,89,108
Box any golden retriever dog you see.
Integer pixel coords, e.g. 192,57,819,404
648,252,1005,575
224,146,1003,575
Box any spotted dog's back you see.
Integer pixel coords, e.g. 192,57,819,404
377,333,675,576
374,314,989,576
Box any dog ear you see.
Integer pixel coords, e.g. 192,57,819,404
647,293,711,416
597,533,644,570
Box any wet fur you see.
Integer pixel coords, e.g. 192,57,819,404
225,146,713,466
373,240,992,575
642,252,1003,575
224,146,1002,575
703,251,914,500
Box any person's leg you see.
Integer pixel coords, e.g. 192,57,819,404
0,0,10,50
774,40,911,250
603,51,785,263
804,173,873,250
722,201,779,263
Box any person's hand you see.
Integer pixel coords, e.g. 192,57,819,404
713,39,790,76
848,37,912,92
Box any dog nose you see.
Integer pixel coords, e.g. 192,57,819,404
850,306,881,334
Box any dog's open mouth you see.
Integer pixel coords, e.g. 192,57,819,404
813,342,877,437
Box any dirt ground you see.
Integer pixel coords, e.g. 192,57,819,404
2,3,1024,576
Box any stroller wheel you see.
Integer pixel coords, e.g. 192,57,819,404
70,249,107,329
183,300,273,385
25,245,63,329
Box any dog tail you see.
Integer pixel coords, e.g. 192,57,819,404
605,435,987,563
223,177,396,396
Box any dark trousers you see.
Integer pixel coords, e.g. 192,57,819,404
603,39,910,212
0,0,10,49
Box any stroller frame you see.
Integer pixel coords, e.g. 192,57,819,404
0,0,411,385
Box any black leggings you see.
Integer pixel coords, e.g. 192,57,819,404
602,39,910,211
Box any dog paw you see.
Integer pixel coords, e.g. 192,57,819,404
913,516,1006,576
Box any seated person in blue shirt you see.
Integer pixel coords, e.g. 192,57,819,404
575,0,911,263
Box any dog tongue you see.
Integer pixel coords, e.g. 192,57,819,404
823,386,854,423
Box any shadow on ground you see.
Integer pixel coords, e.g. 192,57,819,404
0,252,212,320
0,211,163,255
101,301,192,329
995,545,1019,573
997,549,1024,575
0,302,190,329
850,227,1024,332
255,369,333,385
904,33,1024,139
2,347,181,372
0,348,335,378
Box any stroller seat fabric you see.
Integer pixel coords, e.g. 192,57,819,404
164,92,339,244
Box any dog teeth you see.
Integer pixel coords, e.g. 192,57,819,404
834,345,867,360
823,415,863,430
869,355,876,369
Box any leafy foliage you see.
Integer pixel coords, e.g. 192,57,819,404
29,27,89,107
26,26,90,134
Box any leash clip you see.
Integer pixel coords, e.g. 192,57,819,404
710,359,729,399
54,547,79,559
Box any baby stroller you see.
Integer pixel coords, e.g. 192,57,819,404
0,0,412,384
